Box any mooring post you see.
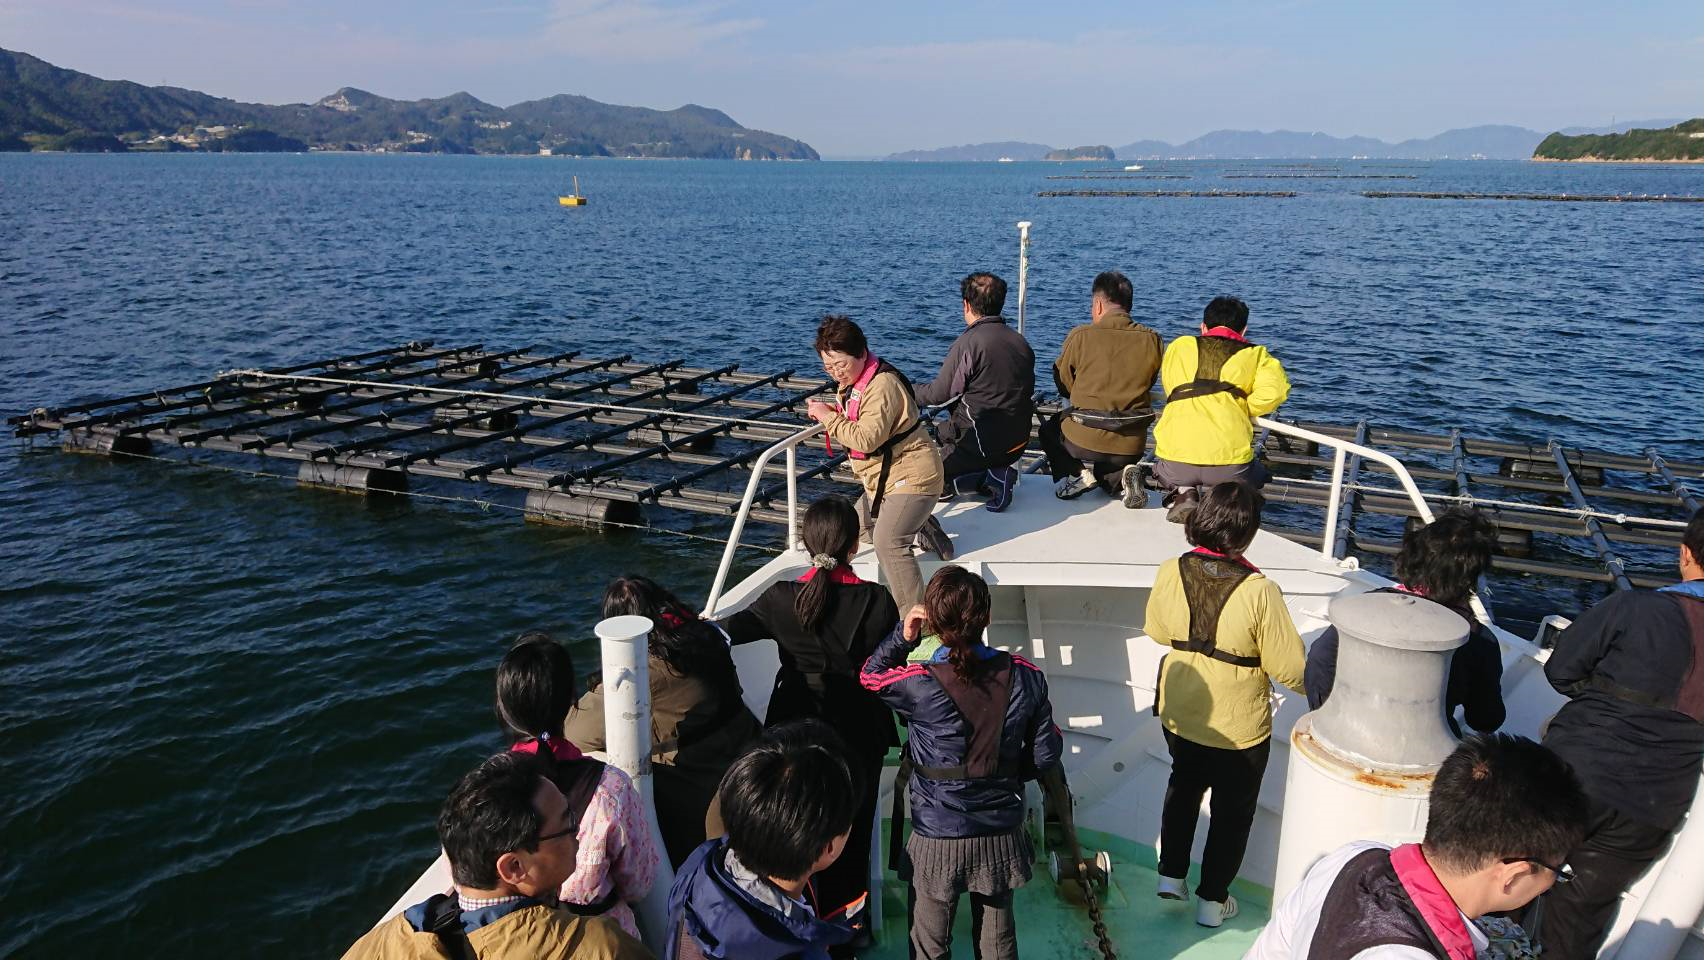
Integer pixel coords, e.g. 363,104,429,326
594,615,675,951
1273,591,1467,900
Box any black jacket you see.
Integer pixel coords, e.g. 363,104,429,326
1543,586,1704,828
722,578,900,758
1304,587,1506,738
913,316,1035,460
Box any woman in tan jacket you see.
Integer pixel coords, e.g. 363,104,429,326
805,315,949,611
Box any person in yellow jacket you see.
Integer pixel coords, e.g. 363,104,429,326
342,751,652,960
1144,482,1305,929
1152,296,1290,523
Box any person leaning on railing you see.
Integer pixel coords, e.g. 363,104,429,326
805,314,951,612
1151,296,1290,523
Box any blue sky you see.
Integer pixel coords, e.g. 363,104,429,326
4,0,1700,156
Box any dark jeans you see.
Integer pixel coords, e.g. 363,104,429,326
813,749,883,928
1038,413,1145,489
909,887,1015,960
940,436,1024,484
1158,730,1270,904
1527,794,1675,960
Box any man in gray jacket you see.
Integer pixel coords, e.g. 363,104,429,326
913,272,1036,513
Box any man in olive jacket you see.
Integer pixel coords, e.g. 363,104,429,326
1039,271,1163,507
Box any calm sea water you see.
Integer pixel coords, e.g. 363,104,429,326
2,155,1702,957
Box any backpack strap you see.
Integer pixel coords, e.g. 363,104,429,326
867,360,923,520
1174,553,1262,668
422,893,480,960
914,653,1020,780
1166,335,1256,404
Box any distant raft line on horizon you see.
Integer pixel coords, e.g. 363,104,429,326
1038,189,1298,198
1363,191,1704,203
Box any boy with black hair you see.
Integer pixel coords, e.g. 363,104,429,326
1530,504,1704,958
1248,733,1588,959
1151,295,1290,522
341,751,650,960
667,720,861,960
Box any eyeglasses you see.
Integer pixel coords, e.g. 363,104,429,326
820,355,858,374
537,821,577,843
1503,857,1573,883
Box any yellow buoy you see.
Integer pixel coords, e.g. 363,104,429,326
558,175,588,206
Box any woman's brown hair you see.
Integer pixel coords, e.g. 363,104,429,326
814,314,868,358
924,565,993,681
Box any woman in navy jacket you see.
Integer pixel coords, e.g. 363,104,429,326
859,565,1062,960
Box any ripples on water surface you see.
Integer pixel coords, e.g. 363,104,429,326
2,155,1701,956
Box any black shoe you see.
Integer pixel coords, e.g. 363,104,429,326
984,466,1018,513
1121,464,1146,509
941,473,991,502
1165,488,1199,524
916,515,955,560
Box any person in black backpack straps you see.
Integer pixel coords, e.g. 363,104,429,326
1247,734,1587,960
1151,296,1290,523
912,272,1036,513
498,633,659,940
860,566,1063,960
1528,505,1704,960
806,315,951,612
719,495,900,946
1040,270,1164,508
1306,509,1506,737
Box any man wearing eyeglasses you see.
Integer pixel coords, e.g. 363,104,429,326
1529,505,1704,959
1246,734,1587,960
342,751,652,960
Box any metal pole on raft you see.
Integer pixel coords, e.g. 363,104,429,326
1272,591,1467,900
596,614,676,950
1016,221,1031,335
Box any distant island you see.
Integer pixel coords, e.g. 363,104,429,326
1533,119,1704,162
1043,144,1115,161
886,121,1684,162
0,48,818,159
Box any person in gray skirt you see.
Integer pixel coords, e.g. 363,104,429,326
859,566,1064,960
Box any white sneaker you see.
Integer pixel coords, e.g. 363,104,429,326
1053,469,1096,500
1156,875,1188,901
1196,895,1238,928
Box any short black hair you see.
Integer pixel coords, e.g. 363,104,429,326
1203,296,1250,333
719,719,858,881
438,751,549,889
496,632,577,744
1396,509,1498,609
1424,734,1587,873
814,314,868,359
961,272,1007,317
1685,505,1704,571
1185,481,1263,557
1092,271,1133,312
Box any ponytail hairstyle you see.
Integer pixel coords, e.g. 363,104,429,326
1396,508,1499,609
924,565,993,682
602,575,742,699
495,631,577,764
796,495,861,634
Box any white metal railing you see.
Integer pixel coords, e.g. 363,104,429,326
704,423,823,614
1256,417,1437,559
1256,417,1493,625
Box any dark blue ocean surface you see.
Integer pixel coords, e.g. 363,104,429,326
2,155,1701,957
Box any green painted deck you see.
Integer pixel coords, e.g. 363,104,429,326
861,824,1269,959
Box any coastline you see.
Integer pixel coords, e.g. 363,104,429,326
1531,155,1704,164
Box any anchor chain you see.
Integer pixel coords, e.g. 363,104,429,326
1073,859,1117,960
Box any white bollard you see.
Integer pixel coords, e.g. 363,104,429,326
1272,592,1467,900
596,614,676,951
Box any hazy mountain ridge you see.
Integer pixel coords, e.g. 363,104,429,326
0,48,818,158
886,120,1687,161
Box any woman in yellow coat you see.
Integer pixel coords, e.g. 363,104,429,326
1144,481,1306,928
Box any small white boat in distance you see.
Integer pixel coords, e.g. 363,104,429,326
997,156,1015,163
1124,163,1144,171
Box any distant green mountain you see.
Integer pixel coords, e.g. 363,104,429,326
1533,119,1704,162
1044,144,1115,161
0,48,818,158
